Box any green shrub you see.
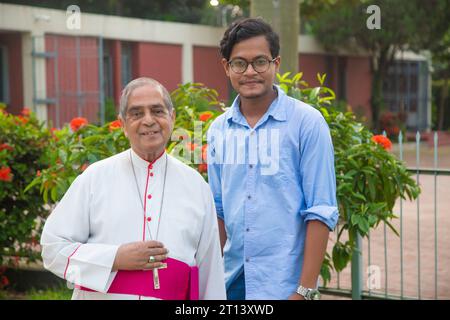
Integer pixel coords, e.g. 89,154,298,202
0,105,53,267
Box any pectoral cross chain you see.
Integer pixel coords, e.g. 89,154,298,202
152,263,167,290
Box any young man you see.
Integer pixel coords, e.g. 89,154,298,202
41,77,226,300
207,18,339,300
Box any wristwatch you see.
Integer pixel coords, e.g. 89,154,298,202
296,285,321,300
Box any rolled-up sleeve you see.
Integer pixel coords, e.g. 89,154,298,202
299,112,339,231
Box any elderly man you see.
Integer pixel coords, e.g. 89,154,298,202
41,77,226,300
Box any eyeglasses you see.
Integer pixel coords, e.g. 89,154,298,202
228,57,277,74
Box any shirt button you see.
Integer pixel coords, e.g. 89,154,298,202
245,258,250,263
246,228,250,232
249,164,253,169
250,131,255,136
147,194,152,199
247,195,251,200
147,217,152,222
150,172,154,177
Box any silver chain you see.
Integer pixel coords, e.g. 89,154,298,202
129,150,168,241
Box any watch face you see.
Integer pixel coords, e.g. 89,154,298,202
308,290,321,300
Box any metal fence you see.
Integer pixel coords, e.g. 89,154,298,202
321,131,450,300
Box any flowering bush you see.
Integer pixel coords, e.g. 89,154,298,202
22,76,419,287
25,118,130,203
0,105,53,270
167,83,225,180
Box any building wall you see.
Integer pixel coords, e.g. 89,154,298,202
132,42,182,92
298,53,329,87
346,56,372,121
45,34,100,126
0,3,390,126
193,46,229,101
0,32,23,114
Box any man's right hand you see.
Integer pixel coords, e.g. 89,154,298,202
112,240,169,271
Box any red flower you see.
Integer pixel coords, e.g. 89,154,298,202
202,144,208,162
371,135,392,150
198,164,207,173
0,275,9,288
186,142,198,151
199,112,213,122
17,115,29,124
21,107,31,117
0,143,13,152
80,163,89,172
36,170,41,177
0,166,13,182
70,117,88,132
50,128,59,141
109,120,122,131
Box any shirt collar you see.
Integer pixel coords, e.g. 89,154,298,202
226,85,287,126
130,148,166,171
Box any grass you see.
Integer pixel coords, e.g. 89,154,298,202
27,285,72,300
0,285,72,300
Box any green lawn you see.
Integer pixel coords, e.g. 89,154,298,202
0,285,72,300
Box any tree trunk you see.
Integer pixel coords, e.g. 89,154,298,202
370,47,390,133
250,0,300,75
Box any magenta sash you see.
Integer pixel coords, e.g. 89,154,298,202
76,257,199,300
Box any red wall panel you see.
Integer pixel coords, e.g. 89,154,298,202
132,42,182,92
46,35,99,127
298,53,328,87
346,56,372,121
0,32,23,114
193,46,229,101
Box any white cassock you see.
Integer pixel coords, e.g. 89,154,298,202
41,149,226,300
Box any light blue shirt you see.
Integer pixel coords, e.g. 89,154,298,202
207,85,339,300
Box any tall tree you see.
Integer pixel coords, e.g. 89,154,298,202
249,0,300,75
306,0,450,131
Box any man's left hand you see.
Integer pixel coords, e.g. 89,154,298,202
288,293,305,300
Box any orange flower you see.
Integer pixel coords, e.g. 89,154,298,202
198,164,207,173
50,128,59,141
70,117,88,132
199,112,213,122
21,107,31,117
109,120,122,131
202,144,208,162
81,163,89,172
0,166,13,182
36,170,41,177
17,115,29,124
0,143,13,152
186,142,198,151
371,135,392,150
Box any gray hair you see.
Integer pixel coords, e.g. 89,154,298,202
119,77,174,119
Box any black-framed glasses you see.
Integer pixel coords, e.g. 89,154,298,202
228,56,277,74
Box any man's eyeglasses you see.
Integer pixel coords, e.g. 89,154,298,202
228,57,277,74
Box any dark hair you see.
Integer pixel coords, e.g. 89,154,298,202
219,17,280,61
